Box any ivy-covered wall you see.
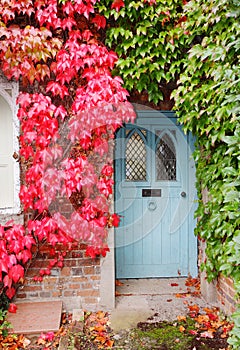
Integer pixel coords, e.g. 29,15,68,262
173,1,240,348
0,0,239,347
99,0,240,347
98,0,189,108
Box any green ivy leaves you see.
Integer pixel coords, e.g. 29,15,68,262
98,0,239,346
98,0,190,104
173,0,240,347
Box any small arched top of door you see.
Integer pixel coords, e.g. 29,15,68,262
125,126,147,140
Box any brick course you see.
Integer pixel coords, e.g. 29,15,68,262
15,95,106,311
217,275,237,315
200,187,237,315
16,243,101,311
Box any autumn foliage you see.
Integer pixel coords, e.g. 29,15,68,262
0,0,135,300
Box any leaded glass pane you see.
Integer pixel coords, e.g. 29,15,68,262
156,134,176,180
125,132,147,181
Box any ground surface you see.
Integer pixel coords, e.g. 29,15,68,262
0,278,232,349
112,316,230,350
1,306,232,349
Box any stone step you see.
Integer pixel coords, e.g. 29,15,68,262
7,301,62,335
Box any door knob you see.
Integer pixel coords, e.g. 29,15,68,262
181,191,186,197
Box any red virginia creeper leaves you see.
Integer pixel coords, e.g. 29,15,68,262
3,275,12,289
46,81,69,98
111,214,121,227
86,246,110,259
111,0,125,12
0,0,136,301
8,303,18,313
9,264,24,283
6,287,16,299
0,260,8,275
92,14,106,29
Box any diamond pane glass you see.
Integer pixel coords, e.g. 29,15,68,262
156,134,176,180
125,132,147,181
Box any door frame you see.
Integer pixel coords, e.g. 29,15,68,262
0,72,21,219
100,109,198,309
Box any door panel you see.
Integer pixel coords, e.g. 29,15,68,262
0,96,14,208
115,111,197,278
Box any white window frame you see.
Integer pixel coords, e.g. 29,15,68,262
0,72,20,215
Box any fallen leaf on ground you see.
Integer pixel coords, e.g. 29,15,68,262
22,337,31,348
105,339,114,347
184,276,201,297
188,304,200,317
84,311,114,348
177,315,186,322
179,325,186,332
175,293,190,298
97,310,107,319
185,276,199,287
195,314,211,326
200,330,214,338
115,280,124,286
207,313,218,321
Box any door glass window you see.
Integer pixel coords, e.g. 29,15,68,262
125,131,147,181
156,134,176,181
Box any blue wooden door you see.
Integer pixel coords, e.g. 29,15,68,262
115,111,197,278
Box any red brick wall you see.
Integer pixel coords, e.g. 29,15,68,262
17,100,103,311
16,243,101,312
199,240,237,314
217,275,237,315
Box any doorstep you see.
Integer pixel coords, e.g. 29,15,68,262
7,301,62,335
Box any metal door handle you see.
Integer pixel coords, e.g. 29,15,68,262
148,201,157,211
181,191,186,197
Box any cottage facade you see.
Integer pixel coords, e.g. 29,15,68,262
0,74,235,315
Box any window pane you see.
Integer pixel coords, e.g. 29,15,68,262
156,134,176,181
125,131,146,181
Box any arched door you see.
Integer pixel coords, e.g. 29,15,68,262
115,111,197,278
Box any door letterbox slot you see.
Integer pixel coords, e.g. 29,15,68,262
142,189,161,197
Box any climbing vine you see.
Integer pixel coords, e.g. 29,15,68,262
100,0,240,347
173,0,240,348
0,0,135,301
0,0,239,347
98,0,189,107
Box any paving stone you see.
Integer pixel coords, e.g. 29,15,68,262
72,308,84,322
110,278,218,332
7,301,62,335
